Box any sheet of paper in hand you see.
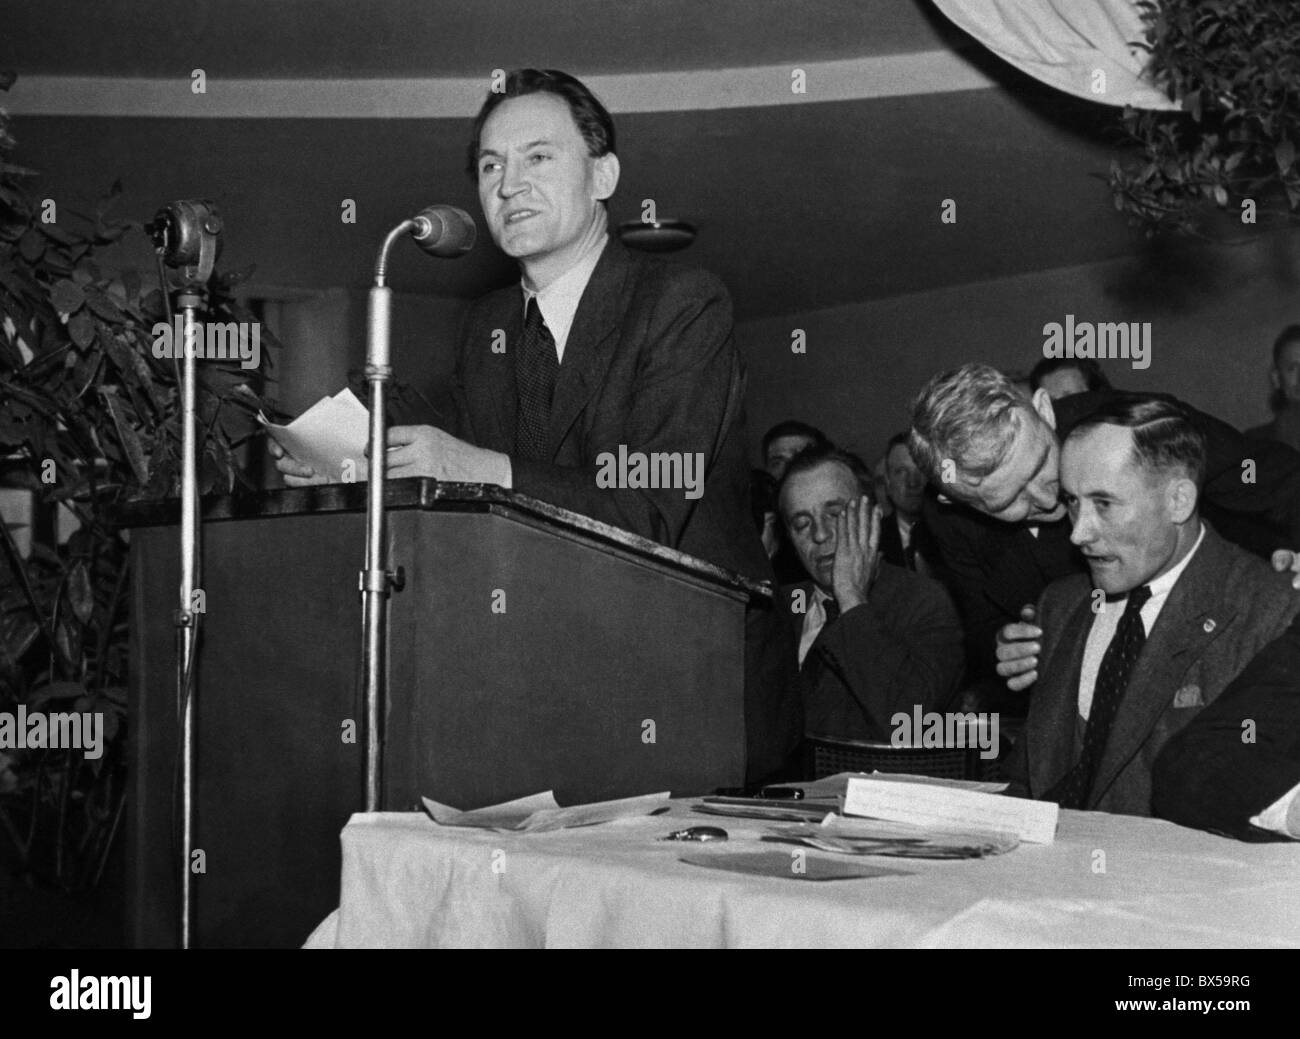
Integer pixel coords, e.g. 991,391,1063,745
258,387,369,483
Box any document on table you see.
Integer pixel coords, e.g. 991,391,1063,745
765,816,1020,858
843,775,1057,844
679,850,912,881
768,771,1009,800
421,791,671,833
258,387,369,483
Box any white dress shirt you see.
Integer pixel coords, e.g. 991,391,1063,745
492,236,607,489
1078,524,1205,720
519,235,607,363
798,587,836,668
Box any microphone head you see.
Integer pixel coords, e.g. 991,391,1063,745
410,205,476,258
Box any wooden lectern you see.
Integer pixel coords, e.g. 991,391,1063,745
121,479,762,948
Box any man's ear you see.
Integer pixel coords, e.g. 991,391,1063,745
1031,388,1057,431
592,152,620,201
1167,476,1198,525
1271,368,1282,392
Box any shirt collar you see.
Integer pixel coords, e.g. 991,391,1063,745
520,235,608,350
1145,521,1206,601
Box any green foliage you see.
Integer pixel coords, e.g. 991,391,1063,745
0,74,277,890
1109,0,1300,235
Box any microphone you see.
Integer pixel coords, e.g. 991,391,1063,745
409,205,476,258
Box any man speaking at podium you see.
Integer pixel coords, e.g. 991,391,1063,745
275,69,799,783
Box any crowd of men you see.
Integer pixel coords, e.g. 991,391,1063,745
272,67,1300,842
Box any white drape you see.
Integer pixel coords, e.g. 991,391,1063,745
931,0,1180,110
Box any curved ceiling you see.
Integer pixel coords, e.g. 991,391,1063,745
0,0,1195,319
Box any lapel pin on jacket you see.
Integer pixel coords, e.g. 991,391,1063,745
1202,618,1216,634
1172,684,1204,708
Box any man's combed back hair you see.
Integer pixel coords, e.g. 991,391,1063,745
1272,323,1300,366
885,430,911,455
466,68,616,179
1067,395,1207,489
762,419,829,458
909,364,1029,484
1030,356,1112,393
778,443,874,504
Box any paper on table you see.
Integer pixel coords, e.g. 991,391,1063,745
768,771,1009,801
421,791,671,832
422,792,559,830
258,388,369,483
520,792,671,832
843,775,1058,844
766,816,1020,858
679,849,912,881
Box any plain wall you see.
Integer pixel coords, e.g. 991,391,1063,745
735,228,1300,464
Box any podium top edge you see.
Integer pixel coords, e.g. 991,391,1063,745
112,478,771,601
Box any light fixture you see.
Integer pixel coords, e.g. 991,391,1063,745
617,218,697,252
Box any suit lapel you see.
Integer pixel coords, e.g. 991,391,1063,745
1088,528,1236,806
1027,591,1092,794
463,293,521,452
985,523,1068,619
544,240,630,458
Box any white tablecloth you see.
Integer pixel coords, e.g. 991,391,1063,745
303,801,1300,948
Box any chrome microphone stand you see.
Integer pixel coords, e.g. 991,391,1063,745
360,206,475,812
149,200,222,950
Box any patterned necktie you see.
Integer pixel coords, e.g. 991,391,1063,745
514,297,558,460
1048,584,1153,809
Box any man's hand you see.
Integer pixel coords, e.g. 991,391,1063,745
831,495,881,613
1271,549,1300,591
385,425,511,486
761,510,781,558
268,437,330,487
995,604,1042,691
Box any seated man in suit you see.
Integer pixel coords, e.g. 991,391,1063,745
907,364,1300,691
759,420,829,584
763,420,829,481
1153,613,1300,840
1029,357,1111,400
1245,323,1300,453
879,431,942,577
1005,397,1300,816
275,68,799,783
777,444,964,742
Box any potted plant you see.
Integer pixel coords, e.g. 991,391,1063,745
0,71,277,919
1109,0,1300,235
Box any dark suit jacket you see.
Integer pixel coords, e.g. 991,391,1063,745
1153,614,1300,841
450,238,767,582
781,566,965,742
1007,525,1300,817
449,239,798,784
926,390,1300,679
878,513,942,576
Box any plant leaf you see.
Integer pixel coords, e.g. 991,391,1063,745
68,311,95,348
28,681,87,707
67,559,94,625
99,388,150,485
50,278,86,314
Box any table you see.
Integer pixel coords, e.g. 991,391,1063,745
302,800,1300,948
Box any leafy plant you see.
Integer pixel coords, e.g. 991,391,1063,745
1108,0,1300,235
0,72,278,892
